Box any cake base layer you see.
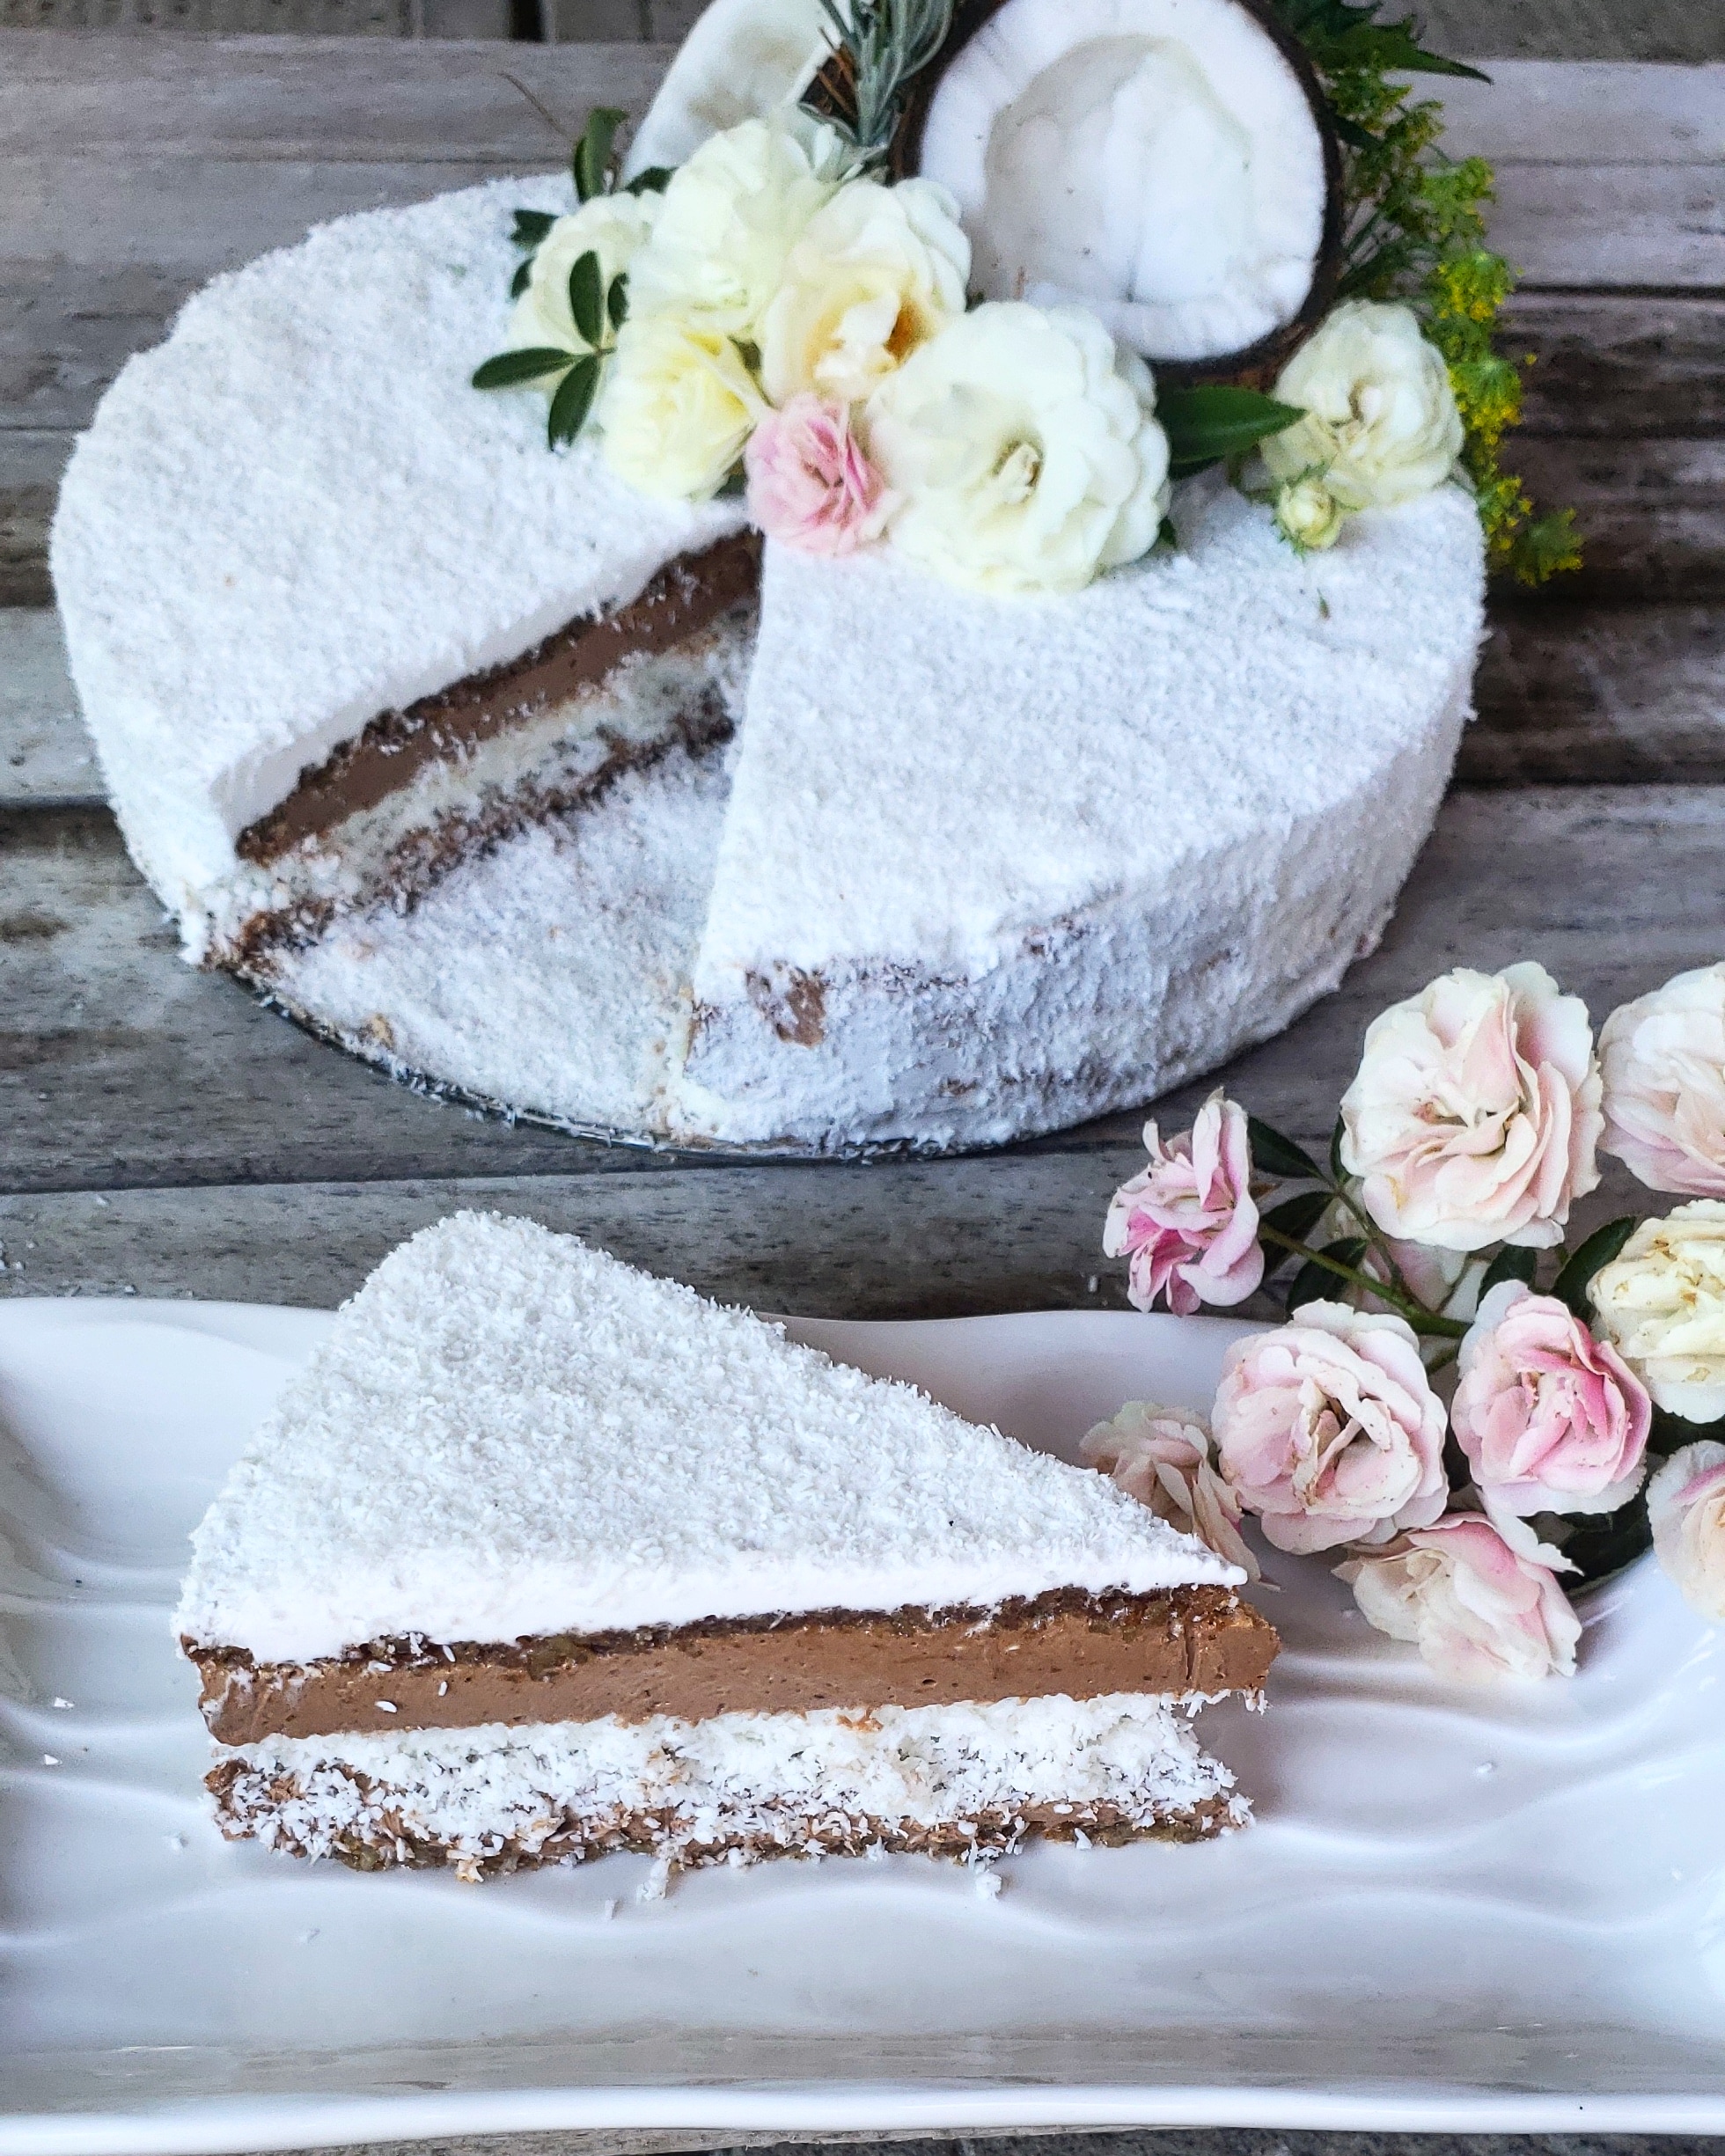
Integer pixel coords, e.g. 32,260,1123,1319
207,1692,1247,1878
191,1584,1277,1745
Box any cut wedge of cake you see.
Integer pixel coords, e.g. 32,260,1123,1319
177,1214,1275,1875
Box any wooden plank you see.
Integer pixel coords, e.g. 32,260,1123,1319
0,608,100,802
1435,62,1725,165
1510,435,1725,600
0,1151,1655,1314
2,788,1721,1199
0,428,62,607
1464,602,1725,786
1509,292,1725,439
0,36,673,160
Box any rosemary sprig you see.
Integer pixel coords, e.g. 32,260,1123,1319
809,0,956,165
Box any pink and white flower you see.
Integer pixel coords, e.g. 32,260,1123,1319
1336,1511,1581,1683
1599,964,1725,1199
1103,1091,1264,1316
1211,1302,1448,1555
1080,1401,1259,1580
1451,1279,1650,1517
744,392,893,557
1340,961,1604,1252
1647,1440,1725,1624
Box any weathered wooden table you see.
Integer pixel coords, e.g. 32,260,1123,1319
1,39,1723,2149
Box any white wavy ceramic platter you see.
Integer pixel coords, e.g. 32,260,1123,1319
4,1296,1725,2153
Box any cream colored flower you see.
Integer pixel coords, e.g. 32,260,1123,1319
760,176,970,407
1340,962,1603,1253
507,193,658,362
627,114,841,341
1647,1440,1725,1623
599,316,765,502
1274,473,1345,553
1599,964,1725,1198
864,301,1170,595
1081,1400,1259,1580
1589,1200,1725,1421
1264,299,1463,511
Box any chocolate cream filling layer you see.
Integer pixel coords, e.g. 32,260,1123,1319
191,1585,1278,1745
236,532,763,865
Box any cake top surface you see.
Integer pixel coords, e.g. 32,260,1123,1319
694,474,1484,985
50,177,744,922
177,1213,1233,1661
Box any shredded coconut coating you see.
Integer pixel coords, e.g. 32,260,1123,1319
210,1690,1246,1874
176,1214,1236,1661
49,176,745,953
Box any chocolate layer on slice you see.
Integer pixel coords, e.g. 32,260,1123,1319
237,532,761,865
191,1583,1276,1746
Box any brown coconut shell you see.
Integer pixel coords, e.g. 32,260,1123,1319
878,0,1347,391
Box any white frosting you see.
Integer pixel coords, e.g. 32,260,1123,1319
216,1691,1243,1868
676,477,1484,1147
177,1213,1234,1661
49,176,745,956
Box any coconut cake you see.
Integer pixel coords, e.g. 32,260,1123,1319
180,1213,1275,1874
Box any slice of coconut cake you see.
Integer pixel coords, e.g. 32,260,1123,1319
178,1213,1275,1875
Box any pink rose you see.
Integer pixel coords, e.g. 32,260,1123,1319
1599,964,1725,1198
1336,1512,1581,1683
1080,1401,1260,1580
1340,962,1603,1252
1212,1302,1448,1555
743,392,892,556
1647,1439,1725,1623
1451,1280,1650,1517
1103,1090,1265,1316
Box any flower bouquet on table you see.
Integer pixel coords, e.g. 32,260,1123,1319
1095,960,1725,1682
470,0,1578,592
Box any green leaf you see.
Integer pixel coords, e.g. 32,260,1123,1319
1552,1217,1639,1319
1650,1405,1720,1457
572,106,627,202
1246,1114,1325,1184
1329,1114,1347,1184
1327,18,1491,79
510,208,556,249
1160,386,1306,480
547,352,601,447
622,165,674,196
471,346,576,390
1155,513,1178,551
1479,1244,1539,1297
607,272,629,331
1259,1188,1333,1260
568,250,605,349
1533,1495,1652,1590
1288,1237,1366,1314
510,257,533,300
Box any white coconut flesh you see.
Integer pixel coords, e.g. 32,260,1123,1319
623,0,828,178
916,0,1330,364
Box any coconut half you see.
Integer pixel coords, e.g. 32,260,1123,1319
623,0,829,179
900,0,1341,379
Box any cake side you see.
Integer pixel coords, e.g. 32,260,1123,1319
49,177,748,960
175,1214,1239,1666
207,1693,1249,1878
672,478,1486,1150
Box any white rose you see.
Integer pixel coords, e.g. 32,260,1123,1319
627,115,841,341
1274,473,1345,553
760,176,970,407
863,302,1171,596
1340,962,1603,1253
1080,1400,1259,1580
507,192,659,363
1336,1511,1581,1684
599,316,766,502
1647,1439,1725,1623
1600,964,1725,1199
1589,1201,1725,1421
1263,299,1464,511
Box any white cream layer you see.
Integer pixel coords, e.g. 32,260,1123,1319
215,1691,1244,1867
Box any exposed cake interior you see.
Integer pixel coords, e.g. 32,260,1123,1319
178,1214,1274,1874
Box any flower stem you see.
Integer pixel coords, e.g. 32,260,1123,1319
1259,1226,1469,1338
